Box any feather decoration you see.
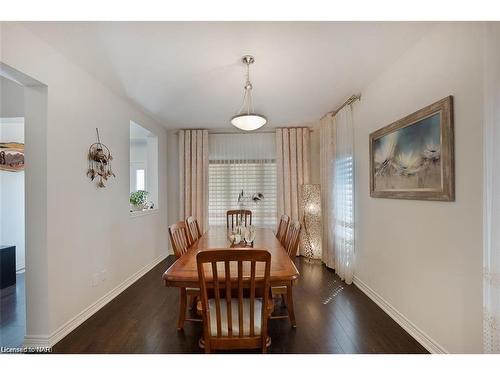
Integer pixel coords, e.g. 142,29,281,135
87,128,115,188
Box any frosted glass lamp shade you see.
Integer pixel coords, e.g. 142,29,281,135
231,114,267,131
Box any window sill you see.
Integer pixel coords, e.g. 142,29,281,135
129,208,159,218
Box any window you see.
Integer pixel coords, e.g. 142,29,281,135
208,159,277,227
208,132,276,227
135,169,145,191
335,155,354,246
129,121,158,211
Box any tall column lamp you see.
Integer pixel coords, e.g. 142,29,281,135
300,184,322,260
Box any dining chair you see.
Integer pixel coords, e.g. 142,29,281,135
186,216,202,245
168,221,201,330
196,249,272,353
226,210,252,230
283,220,302,258
168,221,191,257
275,214,290,245
271,220,301,326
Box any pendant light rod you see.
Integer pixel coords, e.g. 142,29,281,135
238,55,255,115
231,54,267,131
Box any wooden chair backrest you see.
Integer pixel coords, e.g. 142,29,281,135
284,220,301,258
168,221,191,258
196,249,271,352
185,216,202,244
276,214,290,245
226,210,252,229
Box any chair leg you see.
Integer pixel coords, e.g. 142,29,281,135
177,288,187,331
281,293,287,307
286,284,297,328
188,294,197,310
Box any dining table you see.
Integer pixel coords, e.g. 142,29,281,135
162,226,300,326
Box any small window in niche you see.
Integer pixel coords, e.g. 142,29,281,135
130,121,158,213
136,169,145,191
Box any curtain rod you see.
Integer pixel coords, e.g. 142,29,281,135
209,130,276,135
174,128,315,135
320,94,361,121
172,130,276,135
210,128,317,134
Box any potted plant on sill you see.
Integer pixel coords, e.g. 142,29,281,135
130,190,149,211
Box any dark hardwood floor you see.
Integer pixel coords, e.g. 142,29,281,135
52,256,427,354
0,272,26,348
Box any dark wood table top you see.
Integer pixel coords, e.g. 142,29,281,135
162,227,300,287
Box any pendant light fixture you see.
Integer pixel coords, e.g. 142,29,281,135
231,55,267,131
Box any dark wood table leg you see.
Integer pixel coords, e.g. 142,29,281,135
286,282,296,328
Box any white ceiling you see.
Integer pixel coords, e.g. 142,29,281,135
23,22,433,130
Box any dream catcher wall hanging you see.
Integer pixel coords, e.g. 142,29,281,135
87,128,115,188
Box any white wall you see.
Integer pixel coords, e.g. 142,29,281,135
130,140,147,164
1,23,169,341
0,117,25,270
353,23,484,353
1,76,24,117
146,135,159,209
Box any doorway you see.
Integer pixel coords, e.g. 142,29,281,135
0,62,49,349
0,78,26,347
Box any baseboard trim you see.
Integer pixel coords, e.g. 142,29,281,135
23,335,51,348
24,253,167,348
352,275,448,354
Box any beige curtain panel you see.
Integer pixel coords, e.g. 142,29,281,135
276,128,311,255
179,129,209,232
319,115,334,270
319,105,355,284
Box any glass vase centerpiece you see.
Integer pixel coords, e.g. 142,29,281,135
229,225,244,245
229,224,256,247
243,225,256,246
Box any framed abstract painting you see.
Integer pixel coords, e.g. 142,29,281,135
369,96,454,201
